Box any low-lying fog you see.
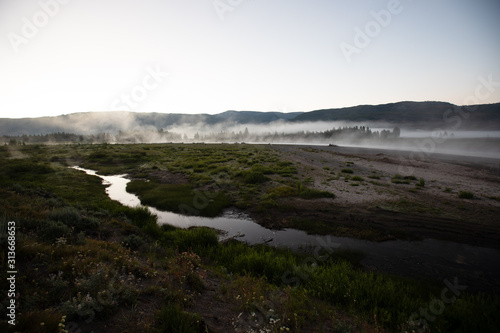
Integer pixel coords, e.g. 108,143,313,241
399,130,500,139
4,119,500,159
159,121,500,159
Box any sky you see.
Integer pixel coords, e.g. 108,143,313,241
0,0,499,119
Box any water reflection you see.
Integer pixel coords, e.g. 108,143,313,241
72,166,500,290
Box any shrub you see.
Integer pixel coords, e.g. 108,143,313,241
49,207,81,225
169,251,205,292
277,161,293,167
7,161,54,176
155,303,205,333
391,174,410,184
88,151,109,161
49,207,100,232
114,206,161,238
275,163,298,176
416,178,425,188
341,169,353,174
122,234,145,250
39,220,71,242
14,310,63,333
243,170,269,184
267,186,297,198
458,191,474,199
351,176,364,182
80,216,101,231
12,183,25,193
46,198,66,208
76,232,86,245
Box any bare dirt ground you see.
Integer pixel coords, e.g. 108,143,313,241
254,144,500,250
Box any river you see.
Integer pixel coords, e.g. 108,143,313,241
72,166,500,291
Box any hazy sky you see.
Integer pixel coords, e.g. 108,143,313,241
1,0,499,118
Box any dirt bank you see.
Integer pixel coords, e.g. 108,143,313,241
249,144,500,250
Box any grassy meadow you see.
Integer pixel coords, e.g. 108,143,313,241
0,143,499,332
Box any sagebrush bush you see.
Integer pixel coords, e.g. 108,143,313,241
49,207,81,225
7,161,54,176
49,207,100,231
267,186,297,198
122,234,145,250
242,170,269,184
39,220,71,242
12,183,25,193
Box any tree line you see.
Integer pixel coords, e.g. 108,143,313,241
1,126,401,145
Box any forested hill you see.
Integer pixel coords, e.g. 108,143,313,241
291,101,500,129
1,101,499,136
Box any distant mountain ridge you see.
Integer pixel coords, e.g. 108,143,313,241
1,101,499,136
217,110,304,124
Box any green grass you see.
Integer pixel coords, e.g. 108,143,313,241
170,227,219,253
341,168,354,174
206,238,499,331
127,180,231,217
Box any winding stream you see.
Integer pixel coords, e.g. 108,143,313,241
73,166,500,290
